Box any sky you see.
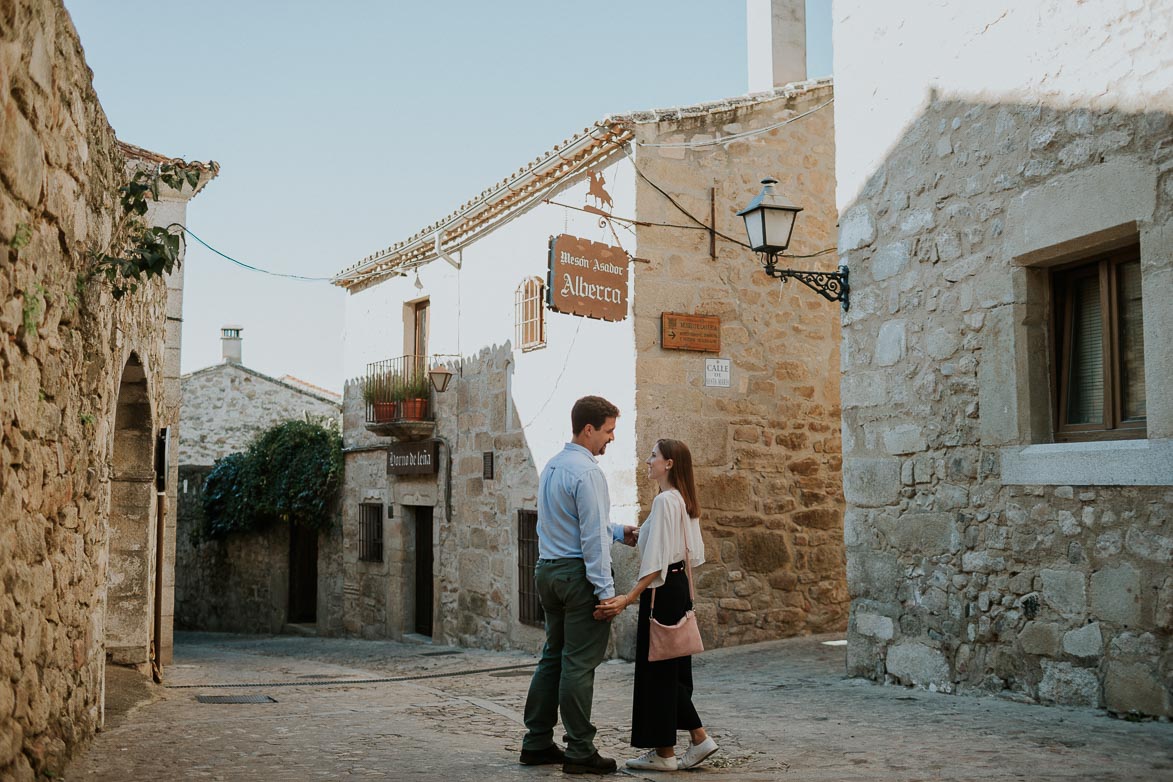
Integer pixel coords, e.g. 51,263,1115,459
64,1,832,392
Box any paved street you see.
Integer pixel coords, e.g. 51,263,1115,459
66,632,1172,781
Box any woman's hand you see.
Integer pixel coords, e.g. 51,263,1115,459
593,595,627,621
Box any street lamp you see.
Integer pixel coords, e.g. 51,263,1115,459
737,177,849,311
428,364,453,393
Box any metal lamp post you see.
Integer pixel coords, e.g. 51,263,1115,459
737,177,849,311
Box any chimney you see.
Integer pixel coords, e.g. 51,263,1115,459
747,0,806,92
221,325,243,365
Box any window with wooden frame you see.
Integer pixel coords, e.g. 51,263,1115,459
358,503,384,563
514,277,546,352
1051,244,1146,442
517,509,543,626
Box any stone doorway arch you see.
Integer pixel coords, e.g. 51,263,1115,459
105,353,158,673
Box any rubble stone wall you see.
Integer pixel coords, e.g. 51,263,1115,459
178,364,340,466
0,0,177,775
631,83,848,648
835,30,1173,716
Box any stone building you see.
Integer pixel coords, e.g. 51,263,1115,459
175,327,341,634
329,2,844,654
834,1,1172,715
0,0,217,775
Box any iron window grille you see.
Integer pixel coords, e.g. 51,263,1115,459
1051,244,1146,442
358,503,384,563
514,276,547,352
517,509,542,627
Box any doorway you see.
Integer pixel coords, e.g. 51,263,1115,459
288,523,318,624
413,506,434,636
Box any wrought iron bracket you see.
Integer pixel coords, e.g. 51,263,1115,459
763,261,850,311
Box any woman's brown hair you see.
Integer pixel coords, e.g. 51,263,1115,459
656,438,699,519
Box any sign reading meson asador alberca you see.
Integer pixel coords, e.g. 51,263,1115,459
547,234,629,321
387,440,439,476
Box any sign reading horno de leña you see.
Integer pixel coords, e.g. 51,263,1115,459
661,312,721,352
547,234,629,321
387,440,439,476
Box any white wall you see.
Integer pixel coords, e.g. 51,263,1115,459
342,155,641,521
833,0,1173,210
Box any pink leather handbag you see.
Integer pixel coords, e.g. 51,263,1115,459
647,514,704,663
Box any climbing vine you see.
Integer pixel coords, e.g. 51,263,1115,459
94,163,201,299
200,420,343,540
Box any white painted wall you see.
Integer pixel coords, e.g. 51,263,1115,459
342,155,641,522
833,0,1173,209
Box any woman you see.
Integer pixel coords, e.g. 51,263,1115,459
596,439,718,771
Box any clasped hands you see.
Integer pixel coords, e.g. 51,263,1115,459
594,524,639,621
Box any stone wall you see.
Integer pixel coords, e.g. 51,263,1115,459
174,466,291,633
179,363,340,466
835,1,1172,716
629,82,847,648
0,0,200,775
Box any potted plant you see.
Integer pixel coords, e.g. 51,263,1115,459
400,369,431,421
362,369,401,422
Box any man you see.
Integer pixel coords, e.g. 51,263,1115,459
519,395,636,775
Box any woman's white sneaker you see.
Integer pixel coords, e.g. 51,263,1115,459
625,750,679,771
679,737,718,770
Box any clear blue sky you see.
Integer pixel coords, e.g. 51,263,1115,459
64,1,832,391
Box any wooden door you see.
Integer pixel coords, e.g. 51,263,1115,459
288,523,318,624
414,507,433,636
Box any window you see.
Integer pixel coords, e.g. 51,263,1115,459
358,503,384,563
517,510,542,626
514,277,546,351
1052,244,1145,442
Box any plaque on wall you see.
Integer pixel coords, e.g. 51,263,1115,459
661,313,721,352
705,358,731,388
547,234,630,321
387,440,439,475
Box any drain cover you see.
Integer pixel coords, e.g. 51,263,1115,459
196,694,277,704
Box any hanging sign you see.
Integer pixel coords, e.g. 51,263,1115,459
387,440,439,476
661,313,721,352
547,234,629,321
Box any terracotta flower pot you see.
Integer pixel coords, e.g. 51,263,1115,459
372,401,398,422
400,398,429,421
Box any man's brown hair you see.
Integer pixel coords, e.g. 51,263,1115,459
571,395,620,435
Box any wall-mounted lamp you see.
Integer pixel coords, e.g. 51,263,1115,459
428,364,453,393
737,177,849,311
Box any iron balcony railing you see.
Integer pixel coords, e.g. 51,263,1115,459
362,354,439,425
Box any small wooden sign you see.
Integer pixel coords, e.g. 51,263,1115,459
387,440,439,476
661,313,721,352
547,234,629,322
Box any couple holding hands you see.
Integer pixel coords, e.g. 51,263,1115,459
518,396,718,774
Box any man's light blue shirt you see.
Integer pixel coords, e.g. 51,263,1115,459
537,443,624,599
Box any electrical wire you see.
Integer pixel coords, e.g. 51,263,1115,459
170,224,335,282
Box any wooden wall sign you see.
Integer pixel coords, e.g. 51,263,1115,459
661,313,721,352
387,440,439,476
547,234,629,321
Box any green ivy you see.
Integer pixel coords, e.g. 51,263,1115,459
95,163,201,300
200,420,342,540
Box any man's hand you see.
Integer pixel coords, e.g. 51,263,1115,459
622,525,639,546
594,595,627,621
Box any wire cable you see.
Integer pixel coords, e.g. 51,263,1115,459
169,223,335,282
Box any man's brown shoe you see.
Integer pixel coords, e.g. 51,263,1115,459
519,744,566,765
563,751,617,775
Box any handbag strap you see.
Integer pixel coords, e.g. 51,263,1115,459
649,501,696,609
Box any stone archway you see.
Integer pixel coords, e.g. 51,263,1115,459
105,353,157,671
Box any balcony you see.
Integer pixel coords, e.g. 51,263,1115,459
362,354,438,441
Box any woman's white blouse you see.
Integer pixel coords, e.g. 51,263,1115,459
637,489,705,589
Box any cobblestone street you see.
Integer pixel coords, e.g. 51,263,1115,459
64,632,1172,781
